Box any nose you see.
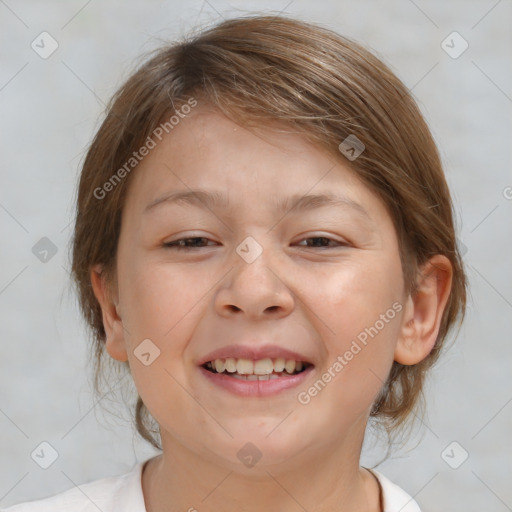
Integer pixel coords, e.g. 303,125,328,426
214,243,295,320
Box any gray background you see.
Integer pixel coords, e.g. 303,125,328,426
1,0,511,510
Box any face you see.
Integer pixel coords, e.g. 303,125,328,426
97,106,412,472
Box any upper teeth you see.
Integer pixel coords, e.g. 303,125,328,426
207,357,304,375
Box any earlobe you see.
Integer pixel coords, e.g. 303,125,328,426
90,264,129,362
394,255,453,365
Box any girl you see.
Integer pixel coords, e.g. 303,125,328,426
3,14,466,512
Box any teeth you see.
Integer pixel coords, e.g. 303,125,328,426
274,357,285,372
285,360,296,374
206,357,308,376
231,373,287,381
224,358,237,373
253,358,273,375
236,359,254,375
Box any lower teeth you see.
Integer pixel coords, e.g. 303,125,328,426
230,373,282,381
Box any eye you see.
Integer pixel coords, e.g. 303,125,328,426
296,236,346,248
163,236,347,251
163,237,218,250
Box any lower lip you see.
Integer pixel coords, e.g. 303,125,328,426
198,365,315,397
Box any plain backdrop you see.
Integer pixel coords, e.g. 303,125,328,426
1,0,511,510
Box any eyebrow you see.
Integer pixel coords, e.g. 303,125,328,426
143,188,372,220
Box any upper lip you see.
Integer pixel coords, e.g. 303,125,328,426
197,344,314,366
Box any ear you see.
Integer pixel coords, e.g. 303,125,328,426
395,255,453,365
90,264,128,362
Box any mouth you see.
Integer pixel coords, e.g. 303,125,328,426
197,345,316,396
199,357,315,397
201,357,313,380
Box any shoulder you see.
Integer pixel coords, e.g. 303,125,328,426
369,470,422,512
0,460,147,512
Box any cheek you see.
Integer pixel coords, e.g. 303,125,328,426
119,256,203,329
295,258,403,425
314,254,403,376
116,259,207,423
315,254,402,330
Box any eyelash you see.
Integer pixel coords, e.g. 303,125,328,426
163,236,346,250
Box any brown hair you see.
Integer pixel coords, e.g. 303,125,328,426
71,14,467,450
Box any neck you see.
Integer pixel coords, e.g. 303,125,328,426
141,424,381,512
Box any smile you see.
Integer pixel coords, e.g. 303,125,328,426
203,357,311,378
199,357,315,397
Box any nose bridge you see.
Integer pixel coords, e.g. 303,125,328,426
215,234,294,317
234,234,281,289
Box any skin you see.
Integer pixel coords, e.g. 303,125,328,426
91,106,452,512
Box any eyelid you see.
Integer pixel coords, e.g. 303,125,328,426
294,231,348,242
295,236,349,248
163,234,349,250
163,236,217,249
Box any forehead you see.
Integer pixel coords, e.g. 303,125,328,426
122,107,390,225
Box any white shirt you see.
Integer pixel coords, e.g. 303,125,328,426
1,459,421,512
